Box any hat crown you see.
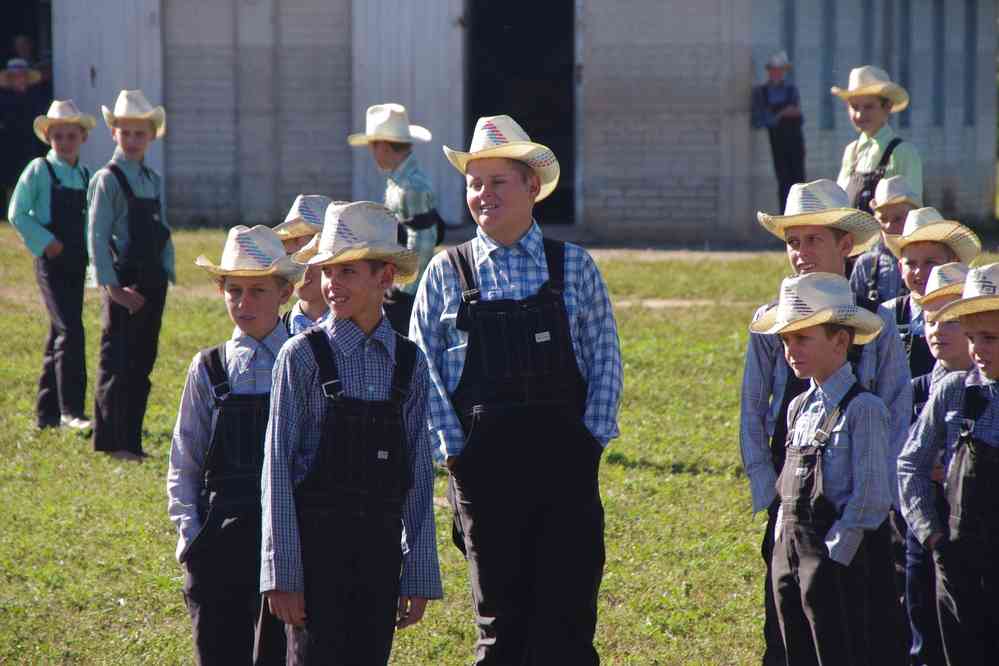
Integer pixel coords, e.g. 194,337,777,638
469,115,533,152
775,272,860,324
847,65,894,91
316,201,401,256
5,58,29,71
285,194,333,227
783,179,851,216
766,51,790,68
901,207,946,237
873,175,919,209
365,103,409,134
219,225,288,271
963,264,999,299
113,89,156,116
925,262,970,295
45,99,84,119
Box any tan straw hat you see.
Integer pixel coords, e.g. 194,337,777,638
305,201,418,285
273,195,335,240
195,225,305,281
870,175,921,212
884,207,981,264
831,65,909,113
443,115,560,202
348,103,431,146
33,100,97,144
931,263,999,322
101,89,166,139
920,263,971,308
750,272,884,344
0,58,41,87
766,51,791,70
757,179,880,257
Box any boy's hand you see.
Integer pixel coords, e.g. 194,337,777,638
43,239,64,259
396,596,428,629
265,590,306,627
107,286,146,314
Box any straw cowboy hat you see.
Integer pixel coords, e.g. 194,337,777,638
831,65,909,113
931,263,999,322
885,207,981,264
33,100,97,144
348,103,431,146
920,263,971,308
443,115,560,203
195,225,304,281
303,201,418,285
0,58,41,87
766,51,791,70
101,89,166,139
870,175,921,212
750,272,884,344
273,195,335,240
757,179,881,256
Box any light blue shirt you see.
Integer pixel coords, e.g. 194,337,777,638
385,154,438,296
287,300,329,336
850,240,906,307
8,151,91,257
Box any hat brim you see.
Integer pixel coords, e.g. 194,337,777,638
347,125,432,146
884,222,982,264
33,114,97,145
756,208,880,257
194,255,304,281
919,284,965,309
0,69,42,87
750,305,883,344
102,105,167,139
306,245,419,286
930,295,999,322
872,195,920,212
273,219,322,240
442,141,560,203
831,83,909,113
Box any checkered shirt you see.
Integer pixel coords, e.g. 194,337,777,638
385,154,438,296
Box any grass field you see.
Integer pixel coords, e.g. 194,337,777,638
0,225,847,664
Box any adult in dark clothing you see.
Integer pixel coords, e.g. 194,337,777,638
751,51,806,211
0,59,47,202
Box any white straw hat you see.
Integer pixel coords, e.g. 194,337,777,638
750,272,884,344
831,65,909,113
443,115,560,202
766,51,791,70
195,225,304,281
33,100,97,144
273,195,335,240
305,201,418,285
920,263,971,308
757,179,880,257
870,175,921,212
347,103,431,146
884,207,981,264
0,58,41,87
101,89,166,139
931,263,999,322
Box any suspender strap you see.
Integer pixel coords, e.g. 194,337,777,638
542,238,566,293
390,336,418,404
897,295,910,329
106,164,137,201
865,253,880,302
82,166,90,183
202,344,230,400
446,241,479,303
877,138,903,169
785,389,812,447
42,158,62,187
304,328,344,399
814,382,867,446
960,383,990,436
847,344,865,386
280,309,293,334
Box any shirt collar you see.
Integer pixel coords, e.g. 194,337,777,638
110,147,147,176
966,366,997,389
388,153,417,182
473,221,546,268
46,149,81,171
324,315,397,362
291,300,328,324
813,362,857,407
857,123,896,150
231,320,289,354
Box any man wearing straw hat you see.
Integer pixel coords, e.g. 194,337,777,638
832,66,923,214
349,103,443,334
411,115,622,664
899,263,999,666
88,89,173,461
751,51,806,210
8,100,96,431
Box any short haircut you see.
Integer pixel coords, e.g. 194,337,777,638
385,141,412,154
828,227,850,243
215,274,291,291
821,323,856,346
508,159,536,184
365,259,388,274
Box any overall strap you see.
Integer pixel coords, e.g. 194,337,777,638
542,238,566,293
82,166,90,183
814,382,867,447
390,335,419,404
304,328,343,400
960,383,990,437
42,158,62,187
897,295,911,329
446,241,479,303
877,137,903,170
847,344,866,386
865,253,881,303
202,344,230,401
280,309,293,334
785,387,812,447
106,164,137,201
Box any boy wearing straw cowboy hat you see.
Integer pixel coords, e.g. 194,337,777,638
751,50,806,210
410,114,622,664
899,263,999,666
261,201,441,664
850,175,921,312
88,89,173,461
752,271,893,666
168,225,300,665
741,178,911,665
349,103,444,335
8,100,96,430
832,66,923,214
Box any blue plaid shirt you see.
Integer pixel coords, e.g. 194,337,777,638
850,240,905,307
385,154,438,296
167,322,290,563
899,368,999,545
409,223,623,462
260,316,442,599
287,300,329,336
740,299,912,513
777,363,892,566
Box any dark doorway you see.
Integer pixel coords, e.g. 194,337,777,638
466,0,576,223
1,1,52,97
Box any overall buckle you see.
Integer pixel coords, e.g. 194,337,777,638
211,382,231,401
321,379,344,399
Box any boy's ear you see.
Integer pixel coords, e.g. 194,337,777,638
279,281,294,304
378,263,398,289
838,232,854,259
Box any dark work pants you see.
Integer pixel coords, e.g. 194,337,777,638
33,256,87,424
448,410,605,665
767,127,806,211
760,503,787,666
865,516,909,665
933,534,999,666
92,282,167,454
905,528,944,666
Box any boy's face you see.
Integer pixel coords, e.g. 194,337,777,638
900,242,954,296
784,225,852,276
925,296,971,371
960,311,999,380
847,95,891,136
112,118,155,161
321,260,396,324
281,235,311,254
781,324,850,383
369,141,406,171
223,275,293,341
465,158,539,246
47,124,85,163
296,263,323,303
874,202,914,236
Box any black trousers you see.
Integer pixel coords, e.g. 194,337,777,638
448,409,605,665
760,503,787,666
767,126,806,211
92,282,167,454
933,533,999,666
33,256,87,424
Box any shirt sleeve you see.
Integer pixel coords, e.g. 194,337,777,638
849,253,870,300
399,352,443,599
87,169,122,287
166,355,214,563
872,306,914,508
739,307,781,513
8,158,55,257
890,141,924,203
158,178,177,284
836,142,856,192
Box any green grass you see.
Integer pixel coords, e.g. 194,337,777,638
0,226,807,664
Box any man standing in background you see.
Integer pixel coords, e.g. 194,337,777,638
752,51,806,210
